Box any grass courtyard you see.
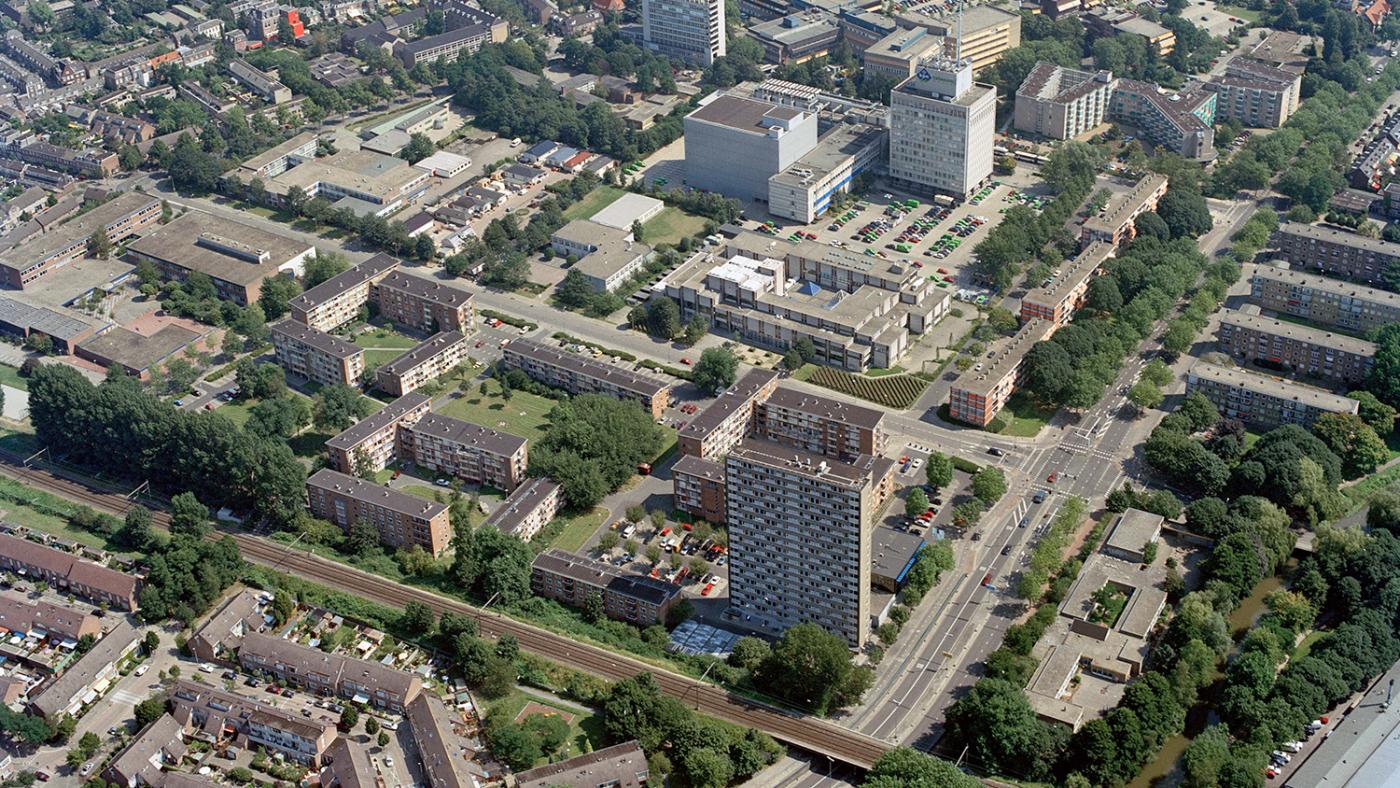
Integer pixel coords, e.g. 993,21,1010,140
437,379,557,444
486,690,606,766
641,207,708,247
1001,392,1055,438
0,364,27,391
563,185,627,222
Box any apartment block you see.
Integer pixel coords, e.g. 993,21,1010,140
1249,265,1400,335
642,0,725,65
672,455,727,524
677,368,779,458
14,142,118,179
306,468,453,555
1081,172,1170,247
394,5,507,68
228,58,291,103
289,253,400,332
324,392,431,474
1271,221,1400,286
1014,62,1116,140
401,413,529,491
1020,241,1116,327
502,339,673,418
0,192,159,288
1204,57,1301,129
516,742,649,788
479,477,563,541
1108,79,1215,160
375,331,470,397
756,386,886,461
1216,308,1375,384
1185,361,1359,428
169,680,337,766
0,532,138,610
889,57,996,199
374,271,475,333
949,317,1057,427
531,548,680,626
237,632,423,712
270,319,365,387
724,440,887,647
29,619,139,720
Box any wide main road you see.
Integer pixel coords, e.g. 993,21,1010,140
0,456,892,771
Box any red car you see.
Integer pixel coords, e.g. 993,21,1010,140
680,357,691,365
1047,472,1058,483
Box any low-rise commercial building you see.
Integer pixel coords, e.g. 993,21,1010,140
1013,62,1116,140
375,331,470,397
551,220,653,292
74,325,203,382
237,632,423,712
1108,79,1215,160
1081,172,1170,247
531,548,681,626
29,619,138,720
307,468,452,555
233,139,430,218
401,413,529,491
126,212,316,305
479,477,562,541
0,533,138,610
1020,241,1116,327
948,317,1056,427
1085,7,1175,55
1216,307,1375,384
862,26,943,82
374,271,475,333
1204,57,1301,129
324,392,431,474
503,339,673,418
169,680,337,765
0,297,98,353
1185,361,1360,428
1249,264,1400,335
767,122,886,224
756,385,886,461
0,191,159,288
897,4,1022,74
288,254,400,332
672,454,727,524
515,741,649,788
270,319,365,387
749,10,840,64
1270,221,1400,286
1102,508,1163,564
677,368,779,458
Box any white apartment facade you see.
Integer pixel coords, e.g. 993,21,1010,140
888,57,996,198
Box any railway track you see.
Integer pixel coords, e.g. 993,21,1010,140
0,457,891,771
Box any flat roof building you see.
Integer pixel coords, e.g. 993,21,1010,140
1081,172,1171,247
1270,221,1400,287
289,253,400,332
1248,264,1400,335
673,454,727,524
641,0,725,65
375,330,470,397
1020,241,1116,327
948,317,1057,427
1217,307,1375,384
480,477,563,541
373,270,475,334
270,319,365,387
767,122,887,224
589,193,665,230
531,548,681,627
684,94,818,204
0,296,99,353
551,220,653,293
503,338,673,418
863,26,943,82
126,212,316,305
677,368,779,459
897,4,1021,74
401,413,529,491
1186,361,1360,428
237,632,423,712
0,192,159,288
324,392,431,475
1108,79,1215,160
1204,57,1301,129
756,385,886,461
74,324,201,381
307,468,452,555
889,57,997,199
749,10,840,65
1014,62,1116,140
1102,508,1162,564
228,58,291,103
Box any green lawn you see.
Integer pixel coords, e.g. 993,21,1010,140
0,499,137,557
563,186,627,222
545,508,606,553
1343,462,1400,512
641,207,708,247
485,690,606,765
0,364,27,391
1217,3,1261,22
403,484,449,502
1001,393,1055,438
402,484,500,526
212,401,255,428
364,349,406,369
437,380,556,443
353,328,420,350
288,431,334,459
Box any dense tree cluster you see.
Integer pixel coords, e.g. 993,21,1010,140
139,532,244,623
751,623,872,715
863,748,980,788
530,394,664,508
27,365,306,527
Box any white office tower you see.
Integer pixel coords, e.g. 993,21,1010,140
642,0,726,66
889,56,997,199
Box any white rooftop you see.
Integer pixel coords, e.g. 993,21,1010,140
590,193,664,230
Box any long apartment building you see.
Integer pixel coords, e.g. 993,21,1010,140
673,454,727,524
480,477,563,541
1249,265,1400,335
1013,62,1117,140
677,368,779,458
324,392,431,474
375,331,470,397
949,317,1057,427
401,413,529,491
1203,57,1301,129
502,339,672,418
641,0,725,66
1081,172,1170,247
1271,221,1400,286
237,632,423,712
0,533,138,610
405,692,485,788
1020,241,1116,327
531,548,681,626
756,386,886,461
725,439,890,647
270,319,365,387
1216,308,1376,384
306,468,453,555
1108,79,1216,160
0,595,100,643
0,192,159,288
374,271,475,333
1186,361,1359,428
288,254,400,331
169,680,337,766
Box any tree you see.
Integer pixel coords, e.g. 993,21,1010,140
143,630,159,654
133,697,165,728
582,591,605,623
400,133,436,164
348,519,381,554
88,228,112,259
692,346,738,395
684,748,734,788
1162,321,1197,356
925,452,954,491
340,706,359,730
945,679,1056,779
302,252,351,289
555,269,597,309
313,385,373,432
258,275,302,320
683,313,708,345
1312,412,1389,477
755,623,872,714
246,396,311,439
1349,390,1397,435
271,589,296,625
1022,342,1073,403
169,492,211,540
645,298,681,339
1128,380,1164,412
971,467,1008,505
532,395,664,508
119,505,154,550
401,601,435,635
728,636,770,671
865,748,981,788
906,488,930,518
1155,188,1214,239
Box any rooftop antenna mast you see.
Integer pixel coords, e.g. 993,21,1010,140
955,0,962,62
